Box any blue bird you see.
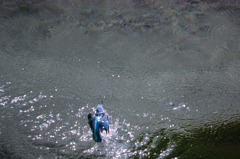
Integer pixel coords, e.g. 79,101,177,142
88,101,109,142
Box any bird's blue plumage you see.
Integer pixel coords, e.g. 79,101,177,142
88,103,109,142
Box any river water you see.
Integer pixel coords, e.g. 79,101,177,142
0,0,240,158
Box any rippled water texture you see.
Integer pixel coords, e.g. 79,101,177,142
0,0,240,158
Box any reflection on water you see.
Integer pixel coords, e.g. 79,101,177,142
0,0,240,158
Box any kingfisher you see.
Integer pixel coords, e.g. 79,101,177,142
88,101,109,142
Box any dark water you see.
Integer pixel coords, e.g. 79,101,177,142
0,0,240,158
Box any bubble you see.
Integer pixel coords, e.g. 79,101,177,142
169,102,175,106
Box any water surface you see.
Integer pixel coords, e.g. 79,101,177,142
0,0,240,158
